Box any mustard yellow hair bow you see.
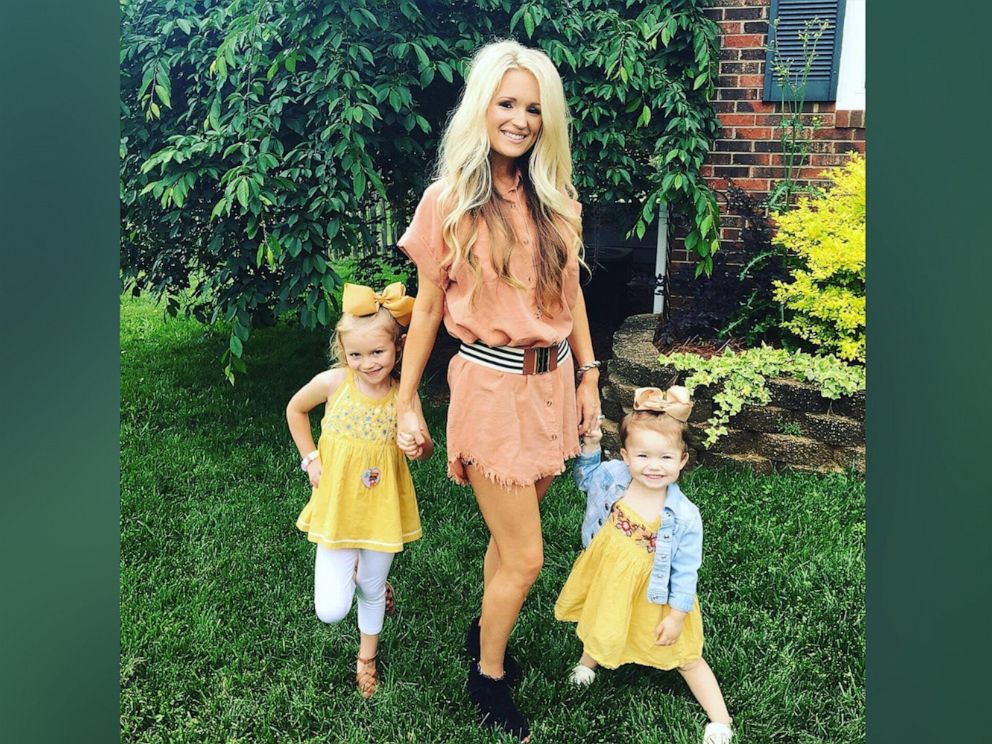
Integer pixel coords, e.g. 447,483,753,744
632,385,693,423
341,282,415,327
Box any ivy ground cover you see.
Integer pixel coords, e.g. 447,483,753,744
121,296,864,743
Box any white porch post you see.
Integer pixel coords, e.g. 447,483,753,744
836,0,866,112
653,201,669,315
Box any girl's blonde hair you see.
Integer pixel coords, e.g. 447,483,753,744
329,308,404,378
620,411,688,453
434,39,583,313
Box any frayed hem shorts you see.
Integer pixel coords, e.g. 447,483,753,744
313,545,394,635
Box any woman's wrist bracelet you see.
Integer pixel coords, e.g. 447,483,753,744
576,360,602,379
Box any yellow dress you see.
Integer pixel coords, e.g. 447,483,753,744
554,501,704,670
296,369,421,552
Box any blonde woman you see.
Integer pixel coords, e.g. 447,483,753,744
396,40,601,741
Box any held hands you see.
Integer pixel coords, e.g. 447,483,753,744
306,460,322,489
397,407,431,461
655,611,686,646
397,430,425,460
581,424,603,453
575,373,602,436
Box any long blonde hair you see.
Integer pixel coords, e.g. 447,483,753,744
434,39,583,312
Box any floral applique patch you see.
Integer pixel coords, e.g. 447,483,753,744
612,505,658,553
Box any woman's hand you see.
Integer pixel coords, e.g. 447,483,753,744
655,611,686,646
575,373,602,436
306,460,322,489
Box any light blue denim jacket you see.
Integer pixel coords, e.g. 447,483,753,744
573,447,703,613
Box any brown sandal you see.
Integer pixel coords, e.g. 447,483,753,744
384,581,397,616
356,653,379,699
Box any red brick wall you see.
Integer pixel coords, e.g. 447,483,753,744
669,0,865,278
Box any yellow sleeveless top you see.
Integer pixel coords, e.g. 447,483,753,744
295,368,421,552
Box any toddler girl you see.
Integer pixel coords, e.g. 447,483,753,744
554,386,734,744
286,282,432,698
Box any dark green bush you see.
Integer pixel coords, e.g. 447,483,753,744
121,0,720,379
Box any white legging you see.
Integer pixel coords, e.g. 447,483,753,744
313,545,395,636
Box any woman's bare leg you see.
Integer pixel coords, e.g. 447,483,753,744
469,466,549,678
482,475,555,591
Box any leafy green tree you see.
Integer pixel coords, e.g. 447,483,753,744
121,0,721,380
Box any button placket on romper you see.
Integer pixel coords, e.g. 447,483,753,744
501,178,562,457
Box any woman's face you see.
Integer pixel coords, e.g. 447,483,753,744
486,68,543,164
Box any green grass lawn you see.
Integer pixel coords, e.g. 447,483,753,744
121,296,865,744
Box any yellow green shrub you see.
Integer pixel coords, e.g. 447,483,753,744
773,155,866,363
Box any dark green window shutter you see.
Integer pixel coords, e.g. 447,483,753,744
762,0,846,102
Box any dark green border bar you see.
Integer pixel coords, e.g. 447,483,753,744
0,3,119,742
869,2,992,741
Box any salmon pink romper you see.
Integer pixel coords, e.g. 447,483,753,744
398,173,583,488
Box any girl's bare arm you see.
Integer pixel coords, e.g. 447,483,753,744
286,369,344,457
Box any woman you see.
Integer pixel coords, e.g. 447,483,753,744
396,39,601,741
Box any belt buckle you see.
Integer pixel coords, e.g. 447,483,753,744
524,345,558,375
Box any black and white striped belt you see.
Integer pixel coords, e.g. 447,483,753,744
458,339,571,375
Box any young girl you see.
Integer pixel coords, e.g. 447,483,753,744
395,39,601,741
554,386,734,744
286,282,433,699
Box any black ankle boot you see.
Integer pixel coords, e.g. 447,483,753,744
464,617,522,686
466,661,530,741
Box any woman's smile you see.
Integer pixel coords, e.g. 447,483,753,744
500,129,528,144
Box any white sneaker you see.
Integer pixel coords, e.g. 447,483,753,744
567,663,597,686
703,721,733,744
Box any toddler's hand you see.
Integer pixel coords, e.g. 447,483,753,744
582,425,603,450
306,460,322,489
397,430,423,460
655,612,684,646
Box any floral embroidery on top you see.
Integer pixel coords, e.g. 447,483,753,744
322,377,397,445
612,503,658,554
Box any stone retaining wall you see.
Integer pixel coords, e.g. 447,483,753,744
601,314,865,475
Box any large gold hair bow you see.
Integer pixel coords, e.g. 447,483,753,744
342,282,415,326
632,386,693,423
